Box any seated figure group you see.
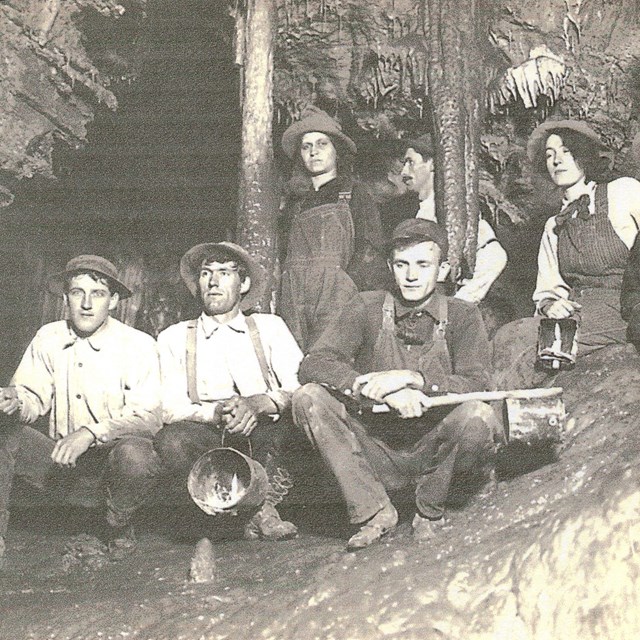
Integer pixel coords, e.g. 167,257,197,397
2,108,640,563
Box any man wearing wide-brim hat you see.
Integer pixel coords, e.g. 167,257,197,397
279,105,388,352
155,242,302,540
293,219,501,550
0,255,162,567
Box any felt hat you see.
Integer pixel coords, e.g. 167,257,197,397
402,134,435,160
527,118,611,167
48,255,132,299
390,218,449,257
180,241,266,311
281,105,357,159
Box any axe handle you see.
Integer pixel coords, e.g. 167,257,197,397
370,387,564,413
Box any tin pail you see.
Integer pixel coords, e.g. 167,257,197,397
536,317,578,371
187,448,269,515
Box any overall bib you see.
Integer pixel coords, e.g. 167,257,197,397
279,192,360,352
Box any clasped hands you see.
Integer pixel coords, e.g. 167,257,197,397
213,394,276,437
352,370,432,419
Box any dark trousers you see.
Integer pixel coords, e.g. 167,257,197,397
153,418,291,483
0,417,159,535
292,384,500,524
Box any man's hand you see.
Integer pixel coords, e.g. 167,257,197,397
51,428,95,467
384,388,432,419
353,370,424,403
220,395,276,437
546,298,581,319
0,387,21,416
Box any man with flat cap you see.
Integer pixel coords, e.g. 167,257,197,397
399,134,508,304
0,255,162,566
279,105,388,352
155,242,301,540
293,219,502,550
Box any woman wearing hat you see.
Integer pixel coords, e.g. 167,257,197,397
494,119,640,387
279,106,387,352
529,119,640,351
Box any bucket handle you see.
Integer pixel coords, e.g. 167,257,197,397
220,428,253,459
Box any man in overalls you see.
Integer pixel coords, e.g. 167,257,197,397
155,242,302,540
293,219,501,550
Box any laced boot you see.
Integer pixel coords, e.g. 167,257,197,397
347,502,398,551
244,459,297,541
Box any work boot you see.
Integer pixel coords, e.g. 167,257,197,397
106,524,138,561
347,502,398,551
412,512,446,543
244,503,298,541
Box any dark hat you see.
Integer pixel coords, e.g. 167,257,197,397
180,241,266,311
48,255,132,299
527,118,612,167
281,105,357,159
402,134,435,160
391,218,448,257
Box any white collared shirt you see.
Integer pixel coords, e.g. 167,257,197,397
533,178,640,311
416,193,507,303
12,317,162,442
157,312,303,424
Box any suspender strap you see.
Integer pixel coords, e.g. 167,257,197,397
246,315,273,391
185,320,200,404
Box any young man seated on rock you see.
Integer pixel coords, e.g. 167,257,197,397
154,242,302,540
0,256,162,567
292,219,503,550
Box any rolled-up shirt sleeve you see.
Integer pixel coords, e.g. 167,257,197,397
455,220,507,304
533,216,571,314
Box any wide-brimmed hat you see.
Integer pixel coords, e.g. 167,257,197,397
48,255,132,299
390,218,448,257
401,134,435,160
282,105,357,159
527,118,611,167
180,241,266,311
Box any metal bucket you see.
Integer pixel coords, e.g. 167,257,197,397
187,448,269,516
536,317,578,371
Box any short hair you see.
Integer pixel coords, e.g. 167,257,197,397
63,270,114,295
201,247,249,281
388,235,443,262
534,127,610,183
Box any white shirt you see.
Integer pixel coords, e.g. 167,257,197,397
12,318,161,442
533,178,640,311
416,193,508,303
157,312,303,424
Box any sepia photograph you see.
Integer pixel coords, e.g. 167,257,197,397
1,0,639,638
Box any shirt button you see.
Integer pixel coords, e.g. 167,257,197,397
76,394,82,399
431,384,439,392
78,363,83,368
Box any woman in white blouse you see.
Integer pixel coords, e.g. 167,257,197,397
529,119,640,351
493,119,640,387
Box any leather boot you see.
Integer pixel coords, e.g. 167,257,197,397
244,502,298,541
244,457,297,541
347,502,398,551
